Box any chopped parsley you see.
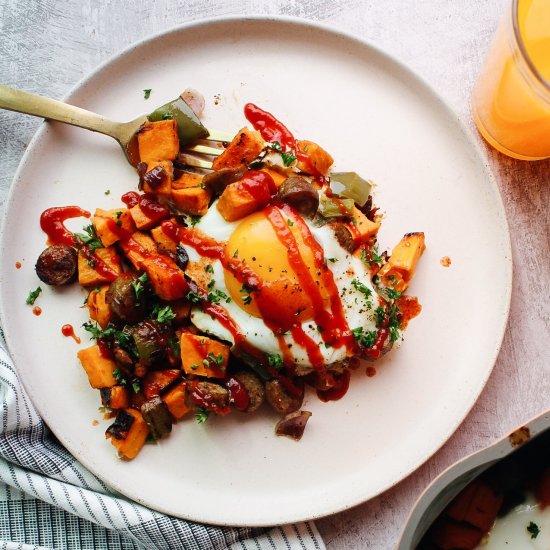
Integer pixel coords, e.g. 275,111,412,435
74,224,102,251
208,288,231,304
143,88,152,99
207,352,225,367
233,249,239,258
112,368,125,385
240,284,253,305
351,278,372,298
352,327,377,349
374,304,402,343
269,141,296,166
185,290,202,304
189,215,202,226
384,287,402,301
26,287,42,305
152,304,176,324
361,246,384,267
286,219,294,227
527,521,540,539
195,408,210,424
326,257,338,263
168,337,181,358
82,322,133,350
104,190,110,195
267,353,284,370
131,273,148,304
205,264,214,274
132,381,141,394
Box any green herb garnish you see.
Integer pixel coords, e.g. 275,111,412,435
189,215,202,226
527,521,540,539
131,273,148,304
26,287,42,305
185,290,202,304
153,304,176,324
74,224,103,251
352,327,377,349
195,408,210,424
267,353,284,370
143,89,152,99
269,141,296,166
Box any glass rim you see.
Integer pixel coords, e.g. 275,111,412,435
513,0,550,92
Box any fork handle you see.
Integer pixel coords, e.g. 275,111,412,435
0,84,121,138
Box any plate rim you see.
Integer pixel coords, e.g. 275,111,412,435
0,14,513,526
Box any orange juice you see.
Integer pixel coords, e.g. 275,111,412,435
473,0,550,160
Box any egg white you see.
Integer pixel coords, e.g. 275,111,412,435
188,202,380,367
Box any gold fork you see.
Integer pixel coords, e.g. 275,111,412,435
0,84,230,169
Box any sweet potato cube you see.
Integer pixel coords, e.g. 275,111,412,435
217,180,260,221
105,409,149,460
142,369,182,400
77,344,117,388
430,518,483,550
461,481,503,532
141,255,187,301
119,231,157,270
151,223,179,253
212,127,264,170
86,285,112,329
260,167,287,188
129,201,169,231
162,382,192,420
92,208,135,247
378,232,425,292
180,333,230,377
345,207,380,247
77,247,122,287
142,161,174,199
171,187,211,216
138,120,179,163
171,172,203,190
100,385,130,410
296,140,333,176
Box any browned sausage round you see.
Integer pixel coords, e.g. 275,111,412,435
332,223,356,253
202,166,246,195
35,244,78,286
233,371,265,413
265,379,304,415
277,176,319,216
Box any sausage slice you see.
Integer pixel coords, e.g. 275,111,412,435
35,244,77,286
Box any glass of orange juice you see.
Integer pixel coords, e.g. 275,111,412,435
473,0,550,160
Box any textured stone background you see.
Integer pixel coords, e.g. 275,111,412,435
2,1,550,548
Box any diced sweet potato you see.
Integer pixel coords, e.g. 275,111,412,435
100,385,130,409
430,518,483,550
345,207,380,247
171,187,211,216
142,161,174,199
377,232,425,292
212,127,264,170
151,223,178,253
461,480,503,532
119,231,157,270
86,285,112,329
216,180,261,221
129,200,169,231
171,172,203,190
260,167,287,188
92,208,135,247
180,333,230,377
77,344,117,388
142,370,182,400
77,247,122,287
141,255,188,301
105,409,149,460
138,120,179,164
162,382,192,420
296,140,333,176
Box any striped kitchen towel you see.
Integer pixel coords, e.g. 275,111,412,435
0,329,325,550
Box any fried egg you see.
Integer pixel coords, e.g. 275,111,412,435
185,201,380,368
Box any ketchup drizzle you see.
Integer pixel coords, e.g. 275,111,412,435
244,103,295,151
40,206,90,246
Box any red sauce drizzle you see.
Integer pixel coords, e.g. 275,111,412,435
226,377,250,411
244,103,296,151
97,339,113,358
81,247,120,282
15,262,21,269
32,306,42,316
366,366,377,377
121,191,140,208
40,206,90,246
61,324,81,344
239,170,276,203
138,194,169,223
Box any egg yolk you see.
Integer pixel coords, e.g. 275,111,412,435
224,209,333,323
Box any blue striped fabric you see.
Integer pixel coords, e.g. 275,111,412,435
0,329,325,550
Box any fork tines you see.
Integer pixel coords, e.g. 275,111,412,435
177,129,234,171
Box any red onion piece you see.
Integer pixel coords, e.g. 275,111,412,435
275,410,312,441
180,88,205,117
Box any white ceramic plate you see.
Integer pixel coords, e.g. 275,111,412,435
0,17,511,526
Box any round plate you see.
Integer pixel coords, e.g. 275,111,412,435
0,17,511,526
